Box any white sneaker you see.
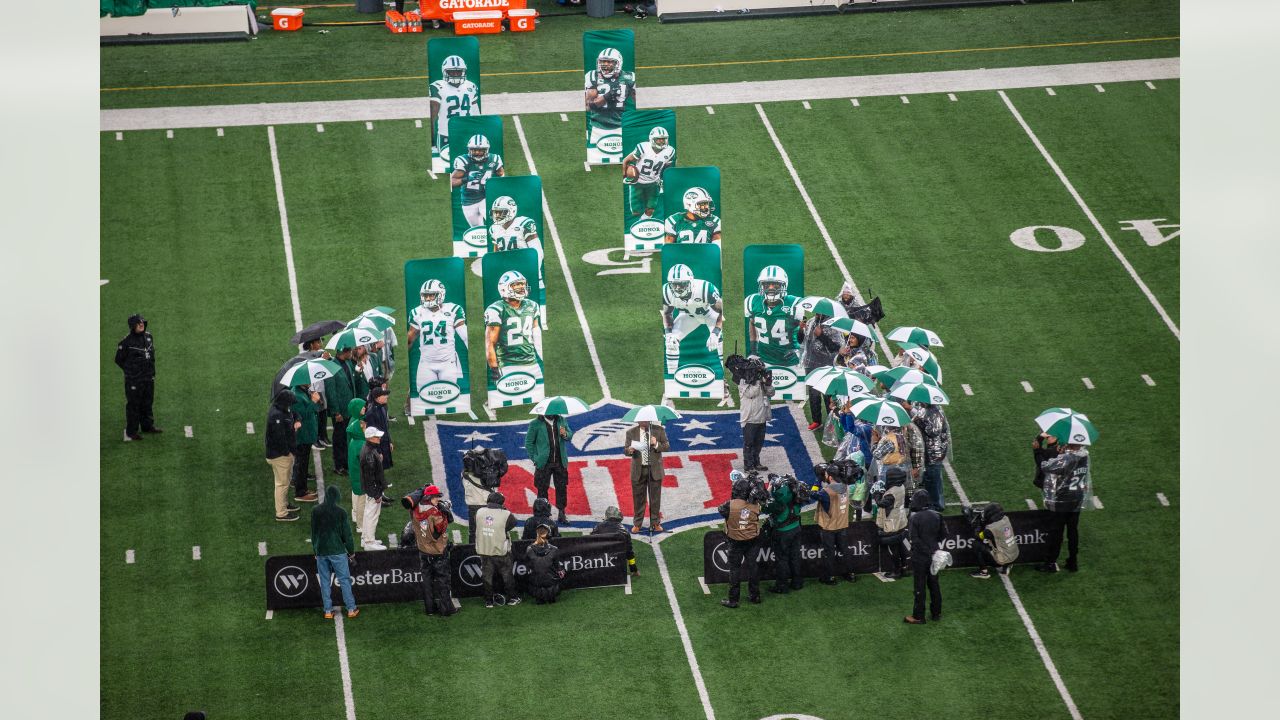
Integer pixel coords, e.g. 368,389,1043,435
123,431,133,442
362,541,386,551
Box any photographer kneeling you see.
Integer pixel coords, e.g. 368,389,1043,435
525,525,565,605
872,467,910,579
403,484,457,616
727,355,774,472
717,471,767,607
462,446,508,543
965,502,1019,579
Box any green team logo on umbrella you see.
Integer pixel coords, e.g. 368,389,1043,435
1034,407,1099,445
850,397,911,427
887,325,943,348
798,296,849,319
623,404,682,423
347,307,396,333
889,382,951,406
805,366,873,396
281,359,342,386
530,395,591,416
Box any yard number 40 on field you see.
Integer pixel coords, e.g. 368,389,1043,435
1011,218,1180,252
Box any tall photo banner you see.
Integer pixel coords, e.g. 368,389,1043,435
621,108,677,252
481,248,545,410
404,257,472,417
661,167,722,247
449,115,505,258
661,244,725,400
427,37,481,175
484,175,548,326
583,29,636,165
742,244,807,400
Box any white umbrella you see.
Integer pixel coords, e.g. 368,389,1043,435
797,296,849,319
279,358,343,387
887,326,943,348
529,396,591,416
326,327,381,351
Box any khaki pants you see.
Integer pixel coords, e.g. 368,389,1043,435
352,493,366,534
361,496,383,546
266,455,295,517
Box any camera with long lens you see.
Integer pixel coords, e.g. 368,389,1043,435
462,447,509,490
725,354,772,387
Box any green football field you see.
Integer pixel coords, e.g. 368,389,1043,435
100,4,1178,719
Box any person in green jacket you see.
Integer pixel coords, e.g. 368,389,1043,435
764,478,804,594
325,348,358,475
311,485,359,619
290,384,320,503
345,398,367,533
525,414,574,524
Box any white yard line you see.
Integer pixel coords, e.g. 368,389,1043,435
316,123,324,133
267,126,305,333
246,422,255,434
850,98,860,107
101,58,1179,131
696,576,710,595
513,114,612,399
1081,377,1094,390
414,119,422,128
115,132,122,141
125,549,135,564
333,615,358,720
1000,574,1084,720
1026,498,1039,510
801,101,811,110
265,610,274,620
1145,81,1157,90
192,546,201,560
184,425,193,438
652,541,717,720
900,95,910,104
217,127,224,137
1142,374,1156,386
1156,493,1169,507
1021,380,1035,393
764,106,1079,718
625,574,633,595
365,121,373,130
999,90,1180,340
948,93,958,102
426,169,437,180
1045,87,1056,96
961,383,974,396
1094,84,1106,93
258,541,268,556
166,129,173,139
559,113,568,122
706,105,715,114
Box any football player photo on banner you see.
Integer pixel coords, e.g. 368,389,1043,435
404,258,472,417
484,176,548,327
621,108,677,252
450,116,505,258
743,244,807,400
427,37,481,175
661,167,722,247
583,29,636,165
661,244,725,400
482,248,545,410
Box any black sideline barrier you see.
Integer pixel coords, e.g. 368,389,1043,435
703,510,1054,583
266,535,627,610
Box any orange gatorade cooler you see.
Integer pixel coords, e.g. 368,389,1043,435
508,8,537,32
452,10,503,35
271,8,304,32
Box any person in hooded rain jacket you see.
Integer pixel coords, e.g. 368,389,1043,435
345,398,367,532
266,388,301,521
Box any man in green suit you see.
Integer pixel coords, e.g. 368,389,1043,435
525,414,574,524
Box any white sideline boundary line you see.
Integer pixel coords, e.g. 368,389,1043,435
267,127,305,333
760,102,1079,719
1145,81,1157,90
513,114,611,399
559,113,568,122
961,383,973,396
1081,377,1094,390
696,576,710,595
998,90,1179,340
333,615,358,720
948,93,958,102
652,541,716,720
850,98,859,107
1142,374,1156,386
1021,380,1035,393
801,100,811,110
1045,87,1056,96
705,105,715,114
625,574,633,595
1156,493,1169,507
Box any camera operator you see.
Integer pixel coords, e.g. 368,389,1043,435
591,506,639,577
475,492,521,607
462,446,508,543
524,526,565,605
716,471,765,607
965,502,1019,579
872,467,910,579
729,355,774,472
522,497,561,540
404,484,457,616
763,473,804,593
1037,441,1090,573
812,463,857,585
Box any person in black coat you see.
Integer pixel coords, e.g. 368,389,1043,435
524,526,565,604
591,506,638,576
905,489,945,625
363,388,394,470
114,313,161,441
522,498,561,540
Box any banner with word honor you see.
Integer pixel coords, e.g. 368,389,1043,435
404,257,472,417
449,115,505,258
742,244,806,400
481,248,545,410
427,36,480,175
661,244,725,400
583,29,636,165
621,108,677,252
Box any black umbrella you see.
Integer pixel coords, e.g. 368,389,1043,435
290,320,346,346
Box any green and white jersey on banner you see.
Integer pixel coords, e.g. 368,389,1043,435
743,243,807,399
490,216,537,253
427,37,481,175
584,29,636,165
450,115,504,258
482,248,544,410
661,166,723,249
621,108,676,252
404,257,472,417
485,175,547,311
661,244,725,401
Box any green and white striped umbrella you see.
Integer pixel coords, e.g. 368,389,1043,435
622,404,682,423
899,344,943,384
347,308,396,333
887,326,943,348
280,358,343,387
873,366,939,390
530,396,591,417
889,382,951,406
1034,407,1098,446
797,296,849,320
824,317,873,338
325,327,381,351
850,397,912,427
805,366,875,396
